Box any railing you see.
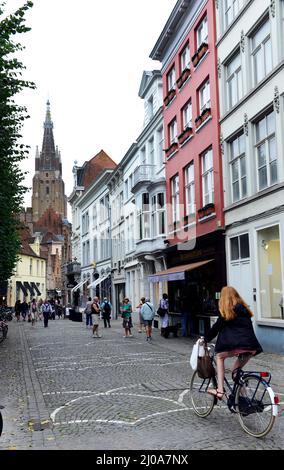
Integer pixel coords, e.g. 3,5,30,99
67,261,81,275
133,165,156,188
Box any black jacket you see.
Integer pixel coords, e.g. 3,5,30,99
204,304,263,355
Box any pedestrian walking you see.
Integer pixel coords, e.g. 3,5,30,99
120,297,133,338
42,299,52,328
91,297,102,338
136,297,146,333
84,297,93,328
37,298,43,321
14,299,21,322
30,298,38,326
158,293,169,337
140,297,155,342
101,297,112,328
21,299,29,322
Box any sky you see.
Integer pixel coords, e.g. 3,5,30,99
4,0,176,213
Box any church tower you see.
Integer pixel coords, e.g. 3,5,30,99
32,101,67,225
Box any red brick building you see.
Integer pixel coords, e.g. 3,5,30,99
150,0,226,335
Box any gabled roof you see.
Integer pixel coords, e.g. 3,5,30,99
138,70,161,98
76,149,117,190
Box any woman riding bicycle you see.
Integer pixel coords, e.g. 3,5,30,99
204,286,263,400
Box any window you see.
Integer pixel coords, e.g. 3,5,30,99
124,180,129,200
199,80,210,114
151,193,165,236
167,67,176,92
148,95,154,119
255,111,277,191
226,51,243,108
46,186,49,195
157,127,164,167
224,0,244,29
93,237,97,260
86,241,90,265
149,138,154,166
93,204,97,229
182,101,192,129
185,163,195,215
251,19,272,86
171,175,180,222
140,147,146,165
229,133,247,202
197,16,208,48
180,44,190,72
37,260,39,276
257,225,283,320
137,193,151,240
230,233,250,261
129,213,135,251
201,149,214,206
169,118,177,144
29,258,33,275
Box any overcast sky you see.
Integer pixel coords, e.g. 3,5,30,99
4,0,176,212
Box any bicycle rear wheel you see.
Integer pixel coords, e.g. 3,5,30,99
190,370,217,417
0,327,5,343
236,375,275,437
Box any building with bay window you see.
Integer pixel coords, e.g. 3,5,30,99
216,0,284,353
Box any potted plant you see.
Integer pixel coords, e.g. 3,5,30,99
178,127,193,145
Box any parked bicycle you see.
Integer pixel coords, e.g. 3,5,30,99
190,344,279,438
0,315,8,343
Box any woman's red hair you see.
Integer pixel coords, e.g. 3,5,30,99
219,286,253,321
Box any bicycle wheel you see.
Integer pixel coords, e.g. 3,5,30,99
236,375,275,437
190,370,217,417
0,327,4,343
0,411,2,436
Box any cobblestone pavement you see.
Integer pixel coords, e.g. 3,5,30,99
0,317,283,450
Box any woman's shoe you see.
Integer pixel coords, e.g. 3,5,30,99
207,389,225,400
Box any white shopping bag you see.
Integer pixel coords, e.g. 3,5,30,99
190,340,199,370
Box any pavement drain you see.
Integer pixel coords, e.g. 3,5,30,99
28,419,51,432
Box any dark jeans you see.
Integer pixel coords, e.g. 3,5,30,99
43,312,49,327
86,313,93,326
103,313,111,328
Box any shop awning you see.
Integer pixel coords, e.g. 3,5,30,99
31,282,41,296
24,282,36,297
71,278,89,293
87,273,110,290
148,259,214,283
16,281,28,297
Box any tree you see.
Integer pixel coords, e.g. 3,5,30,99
0,1,35,285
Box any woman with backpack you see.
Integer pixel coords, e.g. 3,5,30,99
158,293,169,337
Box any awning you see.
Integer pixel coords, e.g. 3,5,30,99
31,282,41,296
71,278,89,293
24,282,36,297
87,273,110,290
148,259,214,283
16,281,28,297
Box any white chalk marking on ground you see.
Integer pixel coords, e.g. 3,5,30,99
178,389,190,403
50,390,187,424
45,384,141,397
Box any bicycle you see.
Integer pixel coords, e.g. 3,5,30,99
0,318,8,343
190,344,279,438
0,405,3,436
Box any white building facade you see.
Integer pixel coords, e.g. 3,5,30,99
216,0,284,353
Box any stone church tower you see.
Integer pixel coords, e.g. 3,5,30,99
32,100,67,223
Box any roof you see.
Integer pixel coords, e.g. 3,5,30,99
148,259,214,283
76,150,117,190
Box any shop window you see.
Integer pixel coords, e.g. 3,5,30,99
257,225,283,320
230,233,250,261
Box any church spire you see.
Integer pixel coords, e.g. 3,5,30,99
38,100,61,173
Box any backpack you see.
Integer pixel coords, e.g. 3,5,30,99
43,303,51,313
103,302,111,314
157,300,167,317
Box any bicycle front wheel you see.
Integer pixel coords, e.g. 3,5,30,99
236,375,275,438
190,370,217,417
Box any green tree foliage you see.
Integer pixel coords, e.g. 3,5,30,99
0,1,35,283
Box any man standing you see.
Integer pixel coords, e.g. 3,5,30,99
84,297,93,328
101,297,112,328
141,297,155,342
42,299,52,328
92,297,102,338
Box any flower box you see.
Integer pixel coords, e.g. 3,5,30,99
181,67,191,82
164,88,176,106
192,52,199,67
195,115,203,128
201,107,211,121
198,203,215,218
178,127,193,144
176,76,184,89
165,142,178,158
197,42,208,61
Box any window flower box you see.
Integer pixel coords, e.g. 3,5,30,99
198,203,215,218
178,127,193,145
197,42,208,61
164,88,176,106
192,52,199,67
176,76,184,89
165,141,178,158
181,67,191,82
201,107,211,121
195,115,203,128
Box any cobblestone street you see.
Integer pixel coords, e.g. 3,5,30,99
0,317,283,450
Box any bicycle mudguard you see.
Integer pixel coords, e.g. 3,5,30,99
267,386,279,417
